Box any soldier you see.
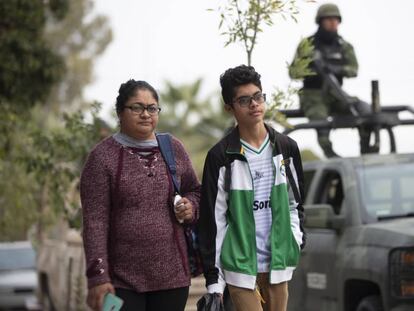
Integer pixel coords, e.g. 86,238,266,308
289,3,370,157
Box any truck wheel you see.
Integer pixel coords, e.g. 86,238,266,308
356,295,383,311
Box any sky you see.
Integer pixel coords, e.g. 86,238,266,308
85,0,414,158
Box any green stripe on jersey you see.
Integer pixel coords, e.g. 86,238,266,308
240,135,270,154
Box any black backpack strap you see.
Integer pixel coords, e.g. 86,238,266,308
224,158,231,195
282,158,302,204
156,133,180,194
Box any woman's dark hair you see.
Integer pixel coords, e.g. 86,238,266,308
115,79,159,115
219,65,262,105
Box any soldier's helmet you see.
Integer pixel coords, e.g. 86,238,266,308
315,3,342,24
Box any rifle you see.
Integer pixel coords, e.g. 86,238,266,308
311,50,379,153
312,50,370,116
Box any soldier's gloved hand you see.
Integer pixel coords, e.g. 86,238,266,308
312,51,324,71
325,63,343,76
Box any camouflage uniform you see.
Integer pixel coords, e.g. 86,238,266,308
289,4,368,157
292,36,358,117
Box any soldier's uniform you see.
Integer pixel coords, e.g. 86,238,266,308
289,4,369,157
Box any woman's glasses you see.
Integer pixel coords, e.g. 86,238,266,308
124,103,161,115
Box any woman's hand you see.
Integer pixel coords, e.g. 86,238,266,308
174,197,193,223
87,282,115,311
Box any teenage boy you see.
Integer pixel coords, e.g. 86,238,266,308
198,65,306,311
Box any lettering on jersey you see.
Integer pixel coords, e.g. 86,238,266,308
253,170,264,181
253,200,272,211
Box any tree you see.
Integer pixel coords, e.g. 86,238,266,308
0,0,68,159
0,0,70,155
44,0,112,113
215,0,301,66
0,0,113,241
158,79,231,175
212,0,314,122
0,0,67,109
0,102,113,241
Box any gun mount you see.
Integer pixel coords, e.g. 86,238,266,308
285,48,414,155
293,51,414,154
279,99,414,153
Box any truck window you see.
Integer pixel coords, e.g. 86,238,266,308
357,162,414,218
315,170,344,215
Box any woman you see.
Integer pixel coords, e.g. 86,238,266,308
80,79,200,311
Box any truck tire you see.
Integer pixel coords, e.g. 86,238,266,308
356,295,384,311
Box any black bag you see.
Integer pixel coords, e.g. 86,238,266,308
183,225,203,277
156,133,203,277
197,293,225,311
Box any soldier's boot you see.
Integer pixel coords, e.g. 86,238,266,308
317,129,339,158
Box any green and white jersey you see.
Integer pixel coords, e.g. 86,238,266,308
240,134,273,272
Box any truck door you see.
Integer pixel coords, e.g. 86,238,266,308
303,168,345,311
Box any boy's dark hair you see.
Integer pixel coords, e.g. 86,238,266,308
220,65,262,105
116,79,159,115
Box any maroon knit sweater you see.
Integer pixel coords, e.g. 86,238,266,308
80,136,201,292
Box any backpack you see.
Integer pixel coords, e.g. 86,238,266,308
156,133,203,278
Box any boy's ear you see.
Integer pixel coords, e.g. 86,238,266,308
224,104,233,113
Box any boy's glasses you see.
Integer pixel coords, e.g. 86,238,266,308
125,103,161,115
233,92,266,107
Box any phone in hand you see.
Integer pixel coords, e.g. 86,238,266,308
102,293,123,311
174,194,184,223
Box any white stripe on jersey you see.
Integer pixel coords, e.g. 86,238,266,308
240,134,273,273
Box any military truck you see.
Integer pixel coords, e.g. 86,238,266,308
282,79,414,310
287,152,414,311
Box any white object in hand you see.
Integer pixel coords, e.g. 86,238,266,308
174,194,184,223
